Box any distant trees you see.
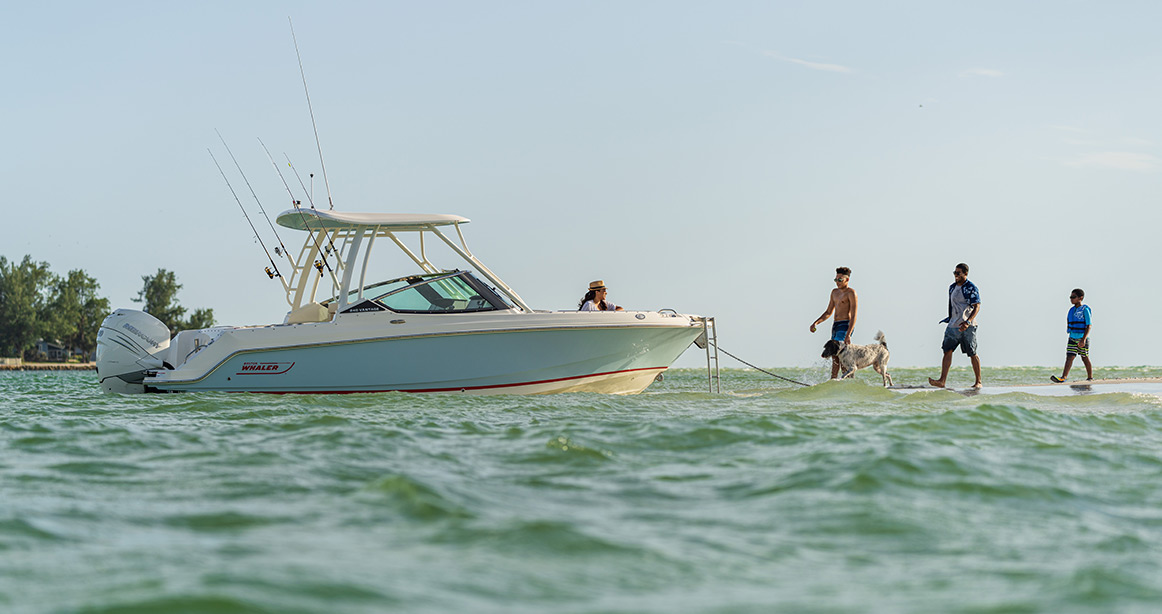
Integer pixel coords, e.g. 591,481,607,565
0,256,53,358
0,258,213,360
133,268,215,335
133,269,185,331
0,256,111,360
43,270,110,361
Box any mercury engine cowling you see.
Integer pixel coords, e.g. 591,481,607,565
95,309,171,394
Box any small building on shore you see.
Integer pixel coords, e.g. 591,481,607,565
34,339,68,362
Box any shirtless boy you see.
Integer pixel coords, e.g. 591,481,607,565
810,267,858,379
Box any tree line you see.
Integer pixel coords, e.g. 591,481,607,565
0,256,214,361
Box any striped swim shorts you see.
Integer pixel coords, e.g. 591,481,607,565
1066,337,1090,357
831,320,850,342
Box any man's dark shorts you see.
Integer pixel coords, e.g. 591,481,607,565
942,325,978,357
832,320,850,342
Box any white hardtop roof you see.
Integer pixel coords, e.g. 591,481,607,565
276,208,470,231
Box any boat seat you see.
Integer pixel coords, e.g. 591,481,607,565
284,302,331,324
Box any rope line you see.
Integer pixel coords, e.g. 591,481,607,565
712,344,811,387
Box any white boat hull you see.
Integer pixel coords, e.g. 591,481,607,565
137,311,704,395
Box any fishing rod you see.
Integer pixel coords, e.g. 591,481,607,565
257,138,334,275
289,16,335,210
208,149,285,282
285,155,316,209
286,153,341,260
258,137,300,208
216,130,293,266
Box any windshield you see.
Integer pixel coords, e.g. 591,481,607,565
326,271,511,314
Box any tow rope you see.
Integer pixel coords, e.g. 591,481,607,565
712,344,811,387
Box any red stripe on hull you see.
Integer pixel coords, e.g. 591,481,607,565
215,366,668,395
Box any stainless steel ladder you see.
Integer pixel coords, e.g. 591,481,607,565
696,317,720,393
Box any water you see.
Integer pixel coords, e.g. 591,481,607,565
4,367,1162,613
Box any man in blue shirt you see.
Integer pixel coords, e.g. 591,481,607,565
929,263,983,389
1051,288,1092,382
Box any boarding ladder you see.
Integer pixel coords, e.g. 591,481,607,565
695,316,720,393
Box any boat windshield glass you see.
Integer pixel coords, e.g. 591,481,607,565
327,271,511,313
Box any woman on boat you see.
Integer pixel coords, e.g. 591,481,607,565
578,280,624,311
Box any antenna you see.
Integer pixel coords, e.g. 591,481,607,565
208,148,285,283
289,17,334,210
285,155,316,209
258,138,334,274
216,130,292,265
287,154,341,258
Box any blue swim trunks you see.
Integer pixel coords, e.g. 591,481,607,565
831,320,850,342
942,325,978,357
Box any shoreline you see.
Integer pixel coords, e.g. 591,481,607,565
1,364,1159,372
0,363,96,371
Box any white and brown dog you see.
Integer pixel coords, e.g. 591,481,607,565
821,331,893,386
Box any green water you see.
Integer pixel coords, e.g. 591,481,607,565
4,367,1162,613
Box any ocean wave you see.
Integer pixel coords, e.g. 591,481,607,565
359,473,475,521
7,370,1162,612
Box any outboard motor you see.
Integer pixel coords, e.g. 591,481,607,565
95,309,171,394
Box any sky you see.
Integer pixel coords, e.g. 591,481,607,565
4,1,1162,370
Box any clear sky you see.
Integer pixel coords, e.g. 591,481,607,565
5,1,1162,369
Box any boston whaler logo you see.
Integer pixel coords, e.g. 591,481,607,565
236,361,295,375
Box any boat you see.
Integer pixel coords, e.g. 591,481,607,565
95,208,710,395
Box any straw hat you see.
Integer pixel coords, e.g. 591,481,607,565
589,280,607,291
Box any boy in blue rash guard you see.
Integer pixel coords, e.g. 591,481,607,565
1051,288,1093,382
810,267,858,379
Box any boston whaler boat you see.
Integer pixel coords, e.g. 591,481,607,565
96,208,711,395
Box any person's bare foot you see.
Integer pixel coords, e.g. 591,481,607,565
928,377,945,388
971,382,983,389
